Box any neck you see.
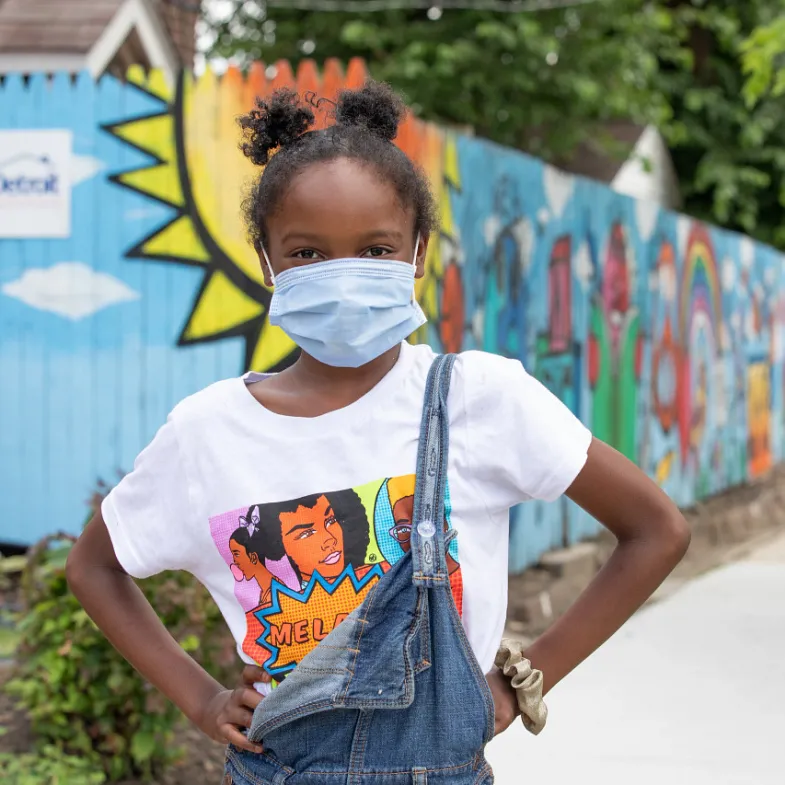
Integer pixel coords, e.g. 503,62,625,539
287,344,403,393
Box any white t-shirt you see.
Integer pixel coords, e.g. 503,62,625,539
103,342,591,688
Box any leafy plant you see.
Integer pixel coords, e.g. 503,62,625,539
0,748,106,785
4,521,236,781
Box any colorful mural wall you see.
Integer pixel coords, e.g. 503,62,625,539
2,61,784,572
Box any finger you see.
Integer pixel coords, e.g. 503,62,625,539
225,704,255,730
233,686,263,711
221,724,263,755
241,665,270,685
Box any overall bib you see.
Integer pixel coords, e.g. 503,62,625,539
224,354,496,784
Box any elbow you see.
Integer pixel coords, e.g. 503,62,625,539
657,509,691,566
65,543,87,597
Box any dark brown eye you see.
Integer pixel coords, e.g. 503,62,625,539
292,249,320,260
363,246,392,258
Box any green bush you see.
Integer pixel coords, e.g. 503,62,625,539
5,532,236,782
0,748,106,785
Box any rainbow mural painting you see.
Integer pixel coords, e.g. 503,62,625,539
2,61,784,573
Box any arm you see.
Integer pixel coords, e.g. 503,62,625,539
66,511,268,753
490,437,690,733
526,437,690,694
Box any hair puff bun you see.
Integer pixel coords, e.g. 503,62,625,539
334,81,405,142
239,89,316,166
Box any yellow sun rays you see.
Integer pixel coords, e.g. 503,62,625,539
105,66,295,372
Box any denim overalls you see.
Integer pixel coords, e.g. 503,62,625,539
224,354,496,784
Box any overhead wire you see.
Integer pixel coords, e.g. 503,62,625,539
258,0,599,13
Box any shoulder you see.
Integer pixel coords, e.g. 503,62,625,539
452,350,529,412
168,377,244,429
403,343,524,387
454,349,524,386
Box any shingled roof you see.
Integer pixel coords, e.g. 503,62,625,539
0,0,123,54
0,0,197,76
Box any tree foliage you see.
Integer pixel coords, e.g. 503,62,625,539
206,0,785,248
742,15,785,107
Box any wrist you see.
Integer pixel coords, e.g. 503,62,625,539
494,638,548,735
184,677,226,728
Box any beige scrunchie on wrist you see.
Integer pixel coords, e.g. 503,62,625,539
494,638,548,735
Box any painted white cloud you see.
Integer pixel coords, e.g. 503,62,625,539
721,257,736,292
574,241,594,289
543,166,574,219
70,154,105,186
1,262,139,320
483,214,501,247
510,217,534,273
676,216,690,259
740,236,755,270
635,200,659,243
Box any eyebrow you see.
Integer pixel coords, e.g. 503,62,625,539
279,230,406,246
285,522,316,535
284,505,334,536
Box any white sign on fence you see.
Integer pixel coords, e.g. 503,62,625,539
0,130,72,238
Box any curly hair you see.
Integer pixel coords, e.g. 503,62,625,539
238,80,439,251
253,489,371,583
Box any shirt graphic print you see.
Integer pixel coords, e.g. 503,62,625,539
209,474,463,681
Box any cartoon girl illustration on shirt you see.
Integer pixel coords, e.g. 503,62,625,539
255,489,372,589
229,523,275,608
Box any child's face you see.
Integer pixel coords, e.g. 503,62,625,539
261,158,427,284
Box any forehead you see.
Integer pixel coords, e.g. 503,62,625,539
269,158,414,242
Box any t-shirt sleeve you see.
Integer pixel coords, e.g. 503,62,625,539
461,351,592,508
101,416,193,579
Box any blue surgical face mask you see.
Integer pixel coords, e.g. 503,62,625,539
262,239,427,368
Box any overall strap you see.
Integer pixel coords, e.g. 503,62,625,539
411,353,456,587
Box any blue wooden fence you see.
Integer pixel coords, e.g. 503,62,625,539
1,67,783,574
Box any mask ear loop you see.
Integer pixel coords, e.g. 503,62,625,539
261,246,276,286
411,233,420,302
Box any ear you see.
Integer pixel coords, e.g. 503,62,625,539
250,552,259,565
414,234,430,280
257,247,274,288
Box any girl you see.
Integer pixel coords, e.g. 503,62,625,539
67,82,690,783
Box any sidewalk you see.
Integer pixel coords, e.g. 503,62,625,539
487,531,785,784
